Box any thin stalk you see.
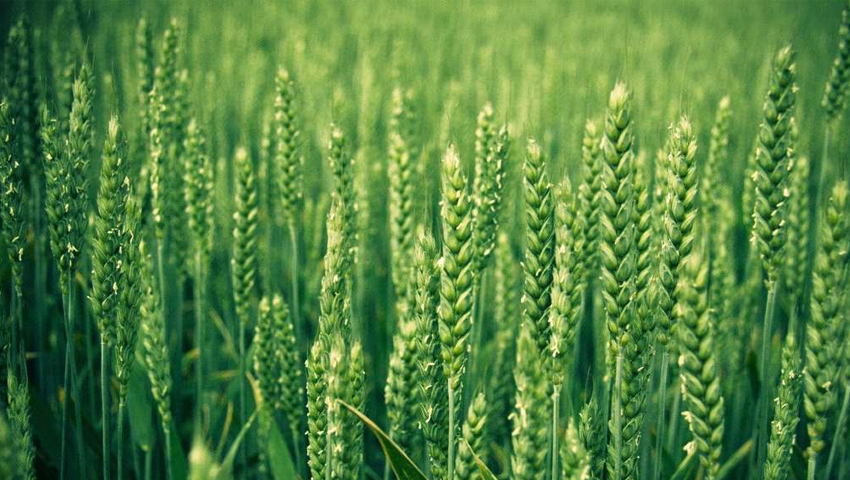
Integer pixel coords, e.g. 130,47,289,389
102,340,111,480
33,182,46,390
239,319,246,470
156,240,175,480
62,277,88,480
194,251,205,428
756,285,778,479
163,425,174,480
129,400,142,480
551,388,561,480
118,402,126,480
666,379,681,453
288,222,301,341
825,386,850,479
807,455,816,480
144,449,151,480
448,383,456,480
325,399,333,480
383,456,391,480
10,284,18,373
819,125,831,205
468,272,488,396
85,292,97,421
290,425,303,478
613,354,624,480
653,351,670,480
60,286,71,480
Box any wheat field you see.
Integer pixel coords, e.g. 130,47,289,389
1,1,849,479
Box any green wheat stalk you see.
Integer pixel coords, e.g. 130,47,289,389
0,413,14,479
455,391,488,480
6,370,35,480
386,318,419,453
654,116,698,480
804,181,849,479
597,82,637,480
823,4,850,122
521,139,555,357
388,86,417,302
579,397,606,480
549,179,585,480
42,61,93,480
90,117,135,480
139,239,174,480
676,253,725,480
701,96,731,264
752,46,796,473
764,332,802,480
255,294,303,471
412,228,449,479
437,144,476,480
184,118,214,426
486,233,519,451
232,146,258,444
273,66,303,333
561,418,590,480
511,328,549,480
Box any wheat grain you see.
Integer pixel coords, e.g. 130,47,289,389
522,139,555,356
764,332,802,480
388,87,416,301
511,328,549,480
804,181,849,460
412,228,449,479
598,82,637,480
823,5,850,120
455,391,487,480
676,253,724,480
7,370,35,480
752,45,795,289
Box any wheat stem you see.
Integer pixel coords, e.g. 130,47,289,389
449,384,456,480
756,283,778,476
194,251,205,427
612,354,624,480
653,351,669,480
144,448,151,480
806,456,816,480
825,386,850,479
239,321,246,460
102,340,111,480
60,285,70,480
551,389,561,480
61,277,87,480
117,402,125,480
289,221,301,342
164,424,173,480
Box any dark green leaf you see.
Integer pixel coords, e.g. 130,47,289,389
267,416,298,480
127,361,154,450
339,401,427,480
465,439,499,480
669,449,697,480
716,439,752,480
169,426,188,480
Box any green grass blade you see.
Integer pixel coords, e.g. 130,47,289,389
127,365,155,451
716,440,753,480
267,418,298,480
219,410,258,473
466,439,499,480
339,401,427,480
669,449,698,480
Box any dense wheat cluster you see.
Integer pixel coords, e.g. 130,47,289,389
2,1,850,480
